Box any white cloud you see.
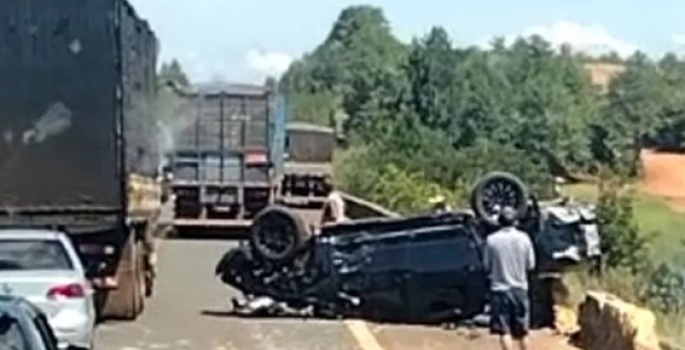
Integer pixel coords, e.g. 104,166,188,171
672,33,685,46
483,21,638,57
173,51,217,82
245,49,294,80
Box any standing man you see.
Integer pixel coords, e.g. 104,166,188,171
320,174,346,226
553,176,566,199
484,206,536,350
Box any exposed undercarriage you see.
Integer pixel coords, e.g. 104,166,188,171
215,172,601,325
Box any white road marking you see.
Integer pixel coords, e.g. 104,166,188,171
344,320,386,350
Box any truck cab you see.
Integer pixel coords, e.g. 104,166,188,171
280,122,342,204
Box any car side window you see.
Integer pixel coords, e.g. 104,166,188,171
32,314,59,350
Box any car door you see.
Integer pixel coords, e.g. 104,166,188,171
405,223,488,321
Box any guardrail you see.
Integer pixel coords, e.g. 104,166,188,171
340,192,399,219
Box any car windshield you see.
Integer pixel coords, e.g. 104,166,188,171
0,240,73,271
0,314,28,350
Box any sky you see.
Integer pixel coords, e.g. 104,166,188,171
128,0,685,83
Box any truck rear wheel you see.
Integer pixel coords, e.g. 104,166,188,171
135,241,146,313
98,230,145,320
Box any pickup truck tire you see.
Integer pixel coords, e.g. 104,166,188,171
470,172,529,227
98,230,144,320
249,205,311,262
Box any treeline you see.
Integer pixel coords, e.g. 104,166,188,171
280,6,685,211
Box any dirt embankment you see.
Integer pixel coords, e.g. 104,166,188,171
640,150,685,212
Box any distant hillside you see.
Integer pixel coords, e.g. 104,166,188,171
583,62,625,92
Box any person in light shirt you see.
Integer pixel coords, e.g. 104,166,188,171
483,206,536,350
320,174,347,226
428,195,453,214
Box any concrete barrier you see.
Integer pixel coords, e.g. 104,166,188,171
578,291,662,350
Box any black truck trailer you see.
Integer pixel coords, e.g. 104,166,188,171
0,0,162,320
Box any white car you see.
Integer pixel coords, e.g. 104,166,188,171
0,229,96,349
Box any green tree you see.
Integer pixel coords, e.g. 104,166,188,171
280,6,406,130
282,5,685,210
159,59,190,86
599,52,665,174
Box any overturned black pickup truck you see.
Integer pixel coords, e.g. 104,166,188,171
215,172,600,325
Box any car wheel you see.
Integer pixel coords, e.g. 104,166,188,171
470,171,529,227
249,205,310,262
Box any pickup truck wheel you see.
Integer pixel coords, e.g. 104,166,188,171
250,206,310,262
471,172,529,227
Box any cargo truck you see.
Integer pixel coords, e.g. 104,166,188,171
161,82,287,232
0,0,162,320
279,122,339,205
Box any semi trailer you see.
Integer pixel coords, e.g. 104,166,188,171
0,0,162,320
161,82,288,232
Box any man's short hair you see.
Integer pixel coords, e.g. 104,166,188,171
498,206,518,227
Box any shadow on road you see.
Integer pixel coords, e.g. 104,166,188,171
200,309,322,323
200,309,234,318
164,226,250,241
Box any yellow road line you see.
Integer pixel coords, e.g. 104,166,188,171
344,319,386,350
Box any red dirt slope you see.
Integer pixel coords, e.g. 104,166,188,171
640,149,685,211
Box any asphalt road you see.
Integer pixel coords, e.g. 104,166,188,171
95,238,577,350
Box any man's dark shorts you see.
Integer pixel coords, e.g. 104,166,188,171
489,288,529,338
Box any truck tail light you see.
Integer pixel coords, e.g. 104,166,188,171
47,283,85,299
79,244,115,255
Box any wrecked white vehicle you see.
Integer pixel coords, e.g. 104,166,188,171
215,172,600,324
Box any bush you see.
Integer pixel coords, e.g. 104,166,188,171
595,178,650,274
640,262,685,315
369,164,461,214
333,145,462,214
333,145,381,197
